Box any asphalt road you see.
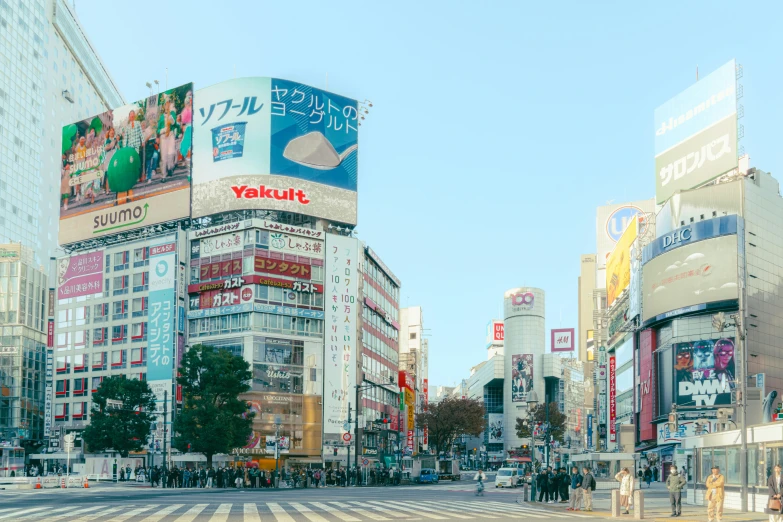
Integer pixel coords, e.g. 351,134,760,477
0,481,604,521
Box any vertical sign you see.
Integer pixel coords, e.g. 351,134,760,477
323,235,358,439
44,327,54,438
587,413,593,449
609,355,617,443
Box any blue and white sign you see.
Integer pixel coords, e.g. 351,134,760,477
148,241,176,382
606,206,644,243
643,215,738,263
187,303,253,319
587,414,593,449
654,60,737,155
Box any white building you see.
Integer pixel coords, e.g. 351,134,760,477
0,0,123,266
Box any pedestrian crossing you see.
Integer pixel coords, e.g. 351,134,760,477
0,500,596,521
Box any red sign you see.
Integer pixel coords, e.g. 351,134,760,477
494,322,504,341
189,274,322,294
398,371,412,392
551,328,575,353
639,329,656,442
342,432,352,442
47,319,54,348
407,430,414,451
254,257,311,279
609,355,617,443
423,426,428,448
150,243,176,256
423,379,428,412
198,286,254,309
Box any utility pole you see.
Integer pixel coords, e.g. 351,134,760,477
162,390,167,489
354,384,360,483
347,402,351,485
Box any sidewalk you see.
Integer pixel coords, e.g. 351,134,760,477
526,484,767,522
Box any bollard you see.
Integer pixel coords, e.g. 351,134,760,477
530,478,537,502
522,482,529,502
611,489,621,518
633,490,644,519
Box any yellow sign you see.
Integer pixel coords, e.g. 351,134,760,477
606,216,637,307
407,406,414,431
404,388,414,407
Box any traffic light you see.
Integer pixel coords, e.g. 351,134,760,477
668,412,677,433
333,447,338,456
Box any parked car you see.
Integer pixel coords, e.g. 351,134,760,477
494,467,520,488
417,468,440,484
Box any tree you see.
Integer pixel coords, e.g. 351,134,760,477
515,402,567,443
173,344,253,467
82,376,157,457
417,397,485,456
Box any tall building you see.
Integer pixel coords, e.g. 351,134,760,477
0,0,123,266
577,255,596,363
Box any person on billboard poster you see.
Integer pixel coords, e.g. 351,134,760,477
675,343,694,384
692,340,716,379
713,339,736,387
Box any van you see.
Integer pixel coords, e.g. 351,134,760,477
494,467,520,488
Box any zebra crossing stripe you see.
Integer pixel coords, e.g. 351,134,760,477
347,501,410,518
289,502,331,522
15,506,74,520
47,505,107,520
71,506,126,522
328,501,390,521
105,504,159,521
307,501,361,521
138,504,185,522
446,500,549,518
172,504,208,522
0,507,48,520
483,500,588,518
243,503,262,522
365,501,447,520
268,502,296,522
207,503,233,522
417,501,500,519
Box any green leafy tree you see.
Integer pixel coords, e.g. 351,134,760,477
417,397,485,456
515,402,567,443
173,344,253,467
82,376,156,457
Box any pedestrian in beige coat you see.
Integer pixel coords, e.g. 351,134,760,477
706,466,725,522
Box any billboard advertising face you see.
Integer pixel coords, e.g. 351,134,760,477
606,216,637,307
596,200,654,272
551,328,574,352
674,337,735,406
57,251,104,299
654,60,736,156
655,115,738,205
642,235,738,323
192,78,359,224
59,84,192,244
511,354,533,402
504,287,543,319
487,413,504,443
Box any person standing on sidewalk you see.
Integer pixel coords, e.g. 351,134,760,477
537,467,551,503
615,467,635,515
767,464,783,522
666,465,686,517
559,468,570,503
582,467,596,512
706,465,725,522
567,467,583,511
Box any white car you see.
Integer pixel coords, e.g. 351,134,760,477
494,468,519,488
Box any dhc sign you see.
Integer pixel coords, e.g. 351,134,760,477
662,227,692,249
643,214,739,263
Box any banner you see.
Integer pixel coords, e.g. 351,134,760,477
606,216,637,306
675,337,735,406
56,251,104,299
148,241,176,381
609,355,616,443
551,328,575,353
488,413,504,443
511,354,533,402
587,413,593,449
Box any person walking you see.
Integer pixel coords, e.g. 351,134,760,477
567,467,583,511
615,467,635,515
643,466,652,488
582,467,596,512
706,466,725,522
767,464,783,522
666,465,686,517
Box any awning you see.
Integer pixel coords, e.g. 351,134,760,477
507,457,532,463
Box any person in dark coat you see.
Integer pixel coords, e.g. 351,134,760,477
767,464,782,522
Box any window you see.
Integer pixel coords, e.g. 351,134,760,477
55,403,68,421
93,303,108,323
112,325,127,344
93,327,107,347
92,352,107,371
131,322,146,342
113,251,129,270
113,275,128,295
55,379,69,397
132,272,148,292
72,402,86,420
91,376,104,393
727,447,740,484
131,347,146,368
56,356,69,374
74,306,89,325
132,297,148,317
73,353,87,373
112,300,127,320
133,247,149,267
73,378,88,397
111,350,126,368
410,333,417,340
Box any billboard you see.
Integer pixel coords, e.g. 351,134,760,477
642,235,739,323
655,115,738,205
147,241,177,381
654,60,736,156
674,337,735,407
323,234,359,437
511,354,533,402
487,413,504,443
609,355,616,443
550,328,575,353
606,216,637,307
596,200,654,273
192,78,359,225
59,83,192,244
56,250,104,299
504,287,543,319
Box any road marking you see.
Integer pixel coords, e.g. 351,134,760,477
71,506,126,522
329,501,390,521
447,500,549,518
106,504,160,521
348,501,410,518
365,501,446,520
418,501,500,518
0,507,47,520
243,503,262,522
172,503,208,522
46,505,107,520
308,501,361,521
268,502,296,522
16,505,75,519
207,503,233,522
382,501,474,519
289,502,330,522
138,504,185,522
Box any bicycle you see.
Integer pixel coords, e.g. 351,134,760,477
475,482,485,496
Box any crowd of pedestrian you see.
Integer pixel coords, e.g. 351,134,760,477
148,465,277,488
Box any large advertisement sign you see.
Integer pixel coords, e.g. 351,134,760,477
639,329,656,441
59,84,192,244
655,115,738,205
323,235,358,438
674,337,735,407
56,251,104,299
147,241,177,381
488,413,504,443
642,235,739,323
192,78,359,224
606,216,637,307
511,354,533,402
551,328,575,353
596,200,654,272
609,355,616,443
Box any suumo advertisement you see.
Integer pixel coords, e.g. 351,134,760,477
511,354,533,402
674,337,735,407
487,413,504,443
192,78,359,225
59,83,193,244
322,234,359,445
654,60,737,203
606,216,637,307
56,250,104,299
642,235,739,323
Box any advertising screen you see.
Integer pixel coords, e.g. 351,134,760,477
59,83,192,244
487,413,504,443
56,250,104,299
642,235,739,323
606,216,637,306
511,354,533,402
192,78,359,224
674,337,735,406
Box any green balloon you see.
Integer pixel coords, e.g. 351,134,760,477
107,147,141,193
180,125,192,157
62,124,78,154
89,117,103,135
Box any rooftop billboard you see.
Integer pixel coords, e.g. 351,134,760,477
606,216,637,307
192,78,359,225
59,83,193,244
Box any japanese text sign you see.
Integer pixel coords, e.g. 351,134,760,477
254,256,311,279
148,241,177,382
57,250,104,299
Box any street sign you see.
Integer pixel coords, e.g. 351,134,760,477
64,442,74,451
342,433,352,443
342,422,350,431
64,433,75,443
362,458,369,466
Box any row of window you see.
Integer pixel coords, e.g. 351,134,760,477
189,312,324,339
55,348,145,374
58,294,150,328
57,321,150,350
363,278,398,323
363,257,400,303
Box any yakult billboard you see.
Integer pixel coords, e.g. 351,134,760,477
192,78,359,225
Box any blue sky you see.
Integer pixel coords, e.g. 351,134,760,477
75,0,783,387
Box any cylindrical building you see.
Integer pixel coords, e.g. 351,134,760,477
503,287,546,453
